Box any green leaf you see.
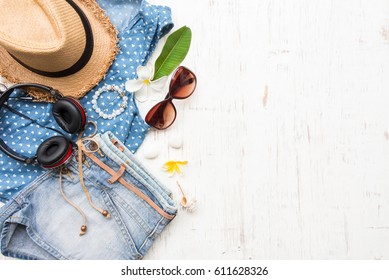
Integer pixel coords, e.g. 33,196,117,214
153,26,192,81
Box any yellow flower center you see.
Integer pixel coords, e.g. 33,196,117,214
143,79,151,85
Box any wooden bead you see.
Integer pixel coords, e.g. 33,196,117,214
89,142,98,151
80,225,87,236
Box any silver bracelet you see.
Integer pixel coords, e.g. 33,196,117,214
92,84,128,119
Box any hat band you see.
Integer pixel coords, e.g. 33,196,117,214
10,0,94,78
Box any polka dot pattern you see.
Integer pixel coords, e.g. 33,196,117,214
0,0,173,203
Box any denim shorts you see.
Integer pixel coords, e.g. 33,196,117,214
0,132,177,260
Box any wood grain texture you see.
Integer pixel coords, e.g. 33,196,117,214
2,0,389,260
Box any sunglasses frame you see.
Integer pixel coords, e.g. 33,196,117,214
145,66,197,130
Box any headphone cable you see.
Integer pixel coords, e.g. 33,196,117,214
3,103,69,139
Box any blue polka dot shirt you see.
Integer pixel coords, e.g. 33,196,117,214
0,0,173,203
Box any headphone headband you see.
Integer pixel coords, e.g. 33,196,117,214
0,83,62,108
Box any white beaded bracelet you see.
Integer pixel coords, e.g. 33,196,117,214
91,84,128,120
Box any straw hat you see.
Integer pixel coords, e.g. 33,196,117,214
0,0,118,100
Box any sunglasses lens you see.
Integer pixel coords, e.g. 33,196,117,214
145,101,176,130
169,67,197,99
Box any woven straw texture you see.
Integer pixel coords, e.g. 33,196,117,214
0,0,118,100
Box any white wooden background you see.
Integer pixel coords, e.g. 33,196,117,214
2,0,389,260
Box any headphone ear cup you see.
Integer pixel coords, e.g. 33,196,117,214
36,136,73,169
52,98,87,134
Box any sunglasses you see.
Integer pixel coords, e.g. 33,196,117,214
145,66,197,130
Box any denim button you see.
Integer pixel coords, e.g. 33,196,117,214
90,142,98,151
61,167,70,175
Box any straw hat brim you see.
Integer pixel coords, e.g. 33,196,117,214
0,0,118,101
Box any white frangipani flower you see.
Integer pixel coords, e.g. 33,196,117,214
125,62,168,102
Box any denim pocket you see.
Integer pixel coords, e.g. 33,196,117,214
1,199,66,260
102,182,165,259
100,188,144,260
30,170,143,260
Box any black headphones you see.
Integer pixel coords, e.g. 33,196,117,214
0,83,87,168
